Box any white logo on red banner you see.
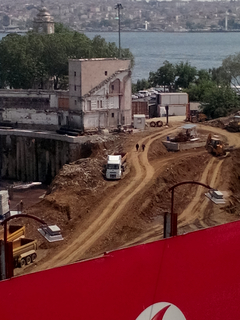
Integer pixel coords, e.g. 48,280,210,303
136,302,186,320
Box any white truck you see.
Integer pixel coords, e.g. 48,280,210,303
106,153,127,180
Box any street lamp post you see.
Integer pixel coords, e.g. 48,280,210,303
1,213,62,280
115,3,123,59
168,181,215,238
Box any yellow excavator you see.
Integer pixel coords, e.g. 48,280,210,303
205,134,226,156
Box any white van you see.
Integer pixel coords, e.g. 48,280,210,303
138,90,150,97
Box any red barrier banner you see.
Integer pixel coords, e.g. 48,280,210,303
1,220,240,320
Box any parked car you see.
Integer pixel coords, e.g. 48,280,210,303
132,94,138,99
136,93,145,98
148,89,158,95
138,90,150,97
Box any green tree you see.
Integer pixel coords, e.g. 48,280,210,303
175,61,197,89
197,69,211,83
148,60,175,91
185,78,215,102
200,85,240,119
221,53,240,93
54,22,72,34
211,66,231,86
135,79,149,91
0,33,45,89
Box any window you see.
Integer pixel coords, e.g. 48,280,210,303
74,100,77,105
100,100,103,108
97,101,99,108
107,164,119,169
105,71,108,76
74,85,76,91
58,115,61,125
112,85,114,90
87,101,91,111
112,113,114,118
74,71,76,76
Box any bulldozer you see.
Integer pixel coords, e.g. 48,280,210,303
225,116,240,132
189,110,208,123
205,134,226,156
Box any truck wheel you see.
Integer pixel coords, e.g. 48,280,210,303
150,121,156,127
26,256,31,265
207,146,212,153
20,258,26,268
31,253,37,262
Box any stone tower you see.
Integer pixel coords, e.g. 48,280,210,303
33,2,54,34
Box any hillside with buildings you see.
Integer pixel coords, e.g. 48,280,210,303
1,0,240,32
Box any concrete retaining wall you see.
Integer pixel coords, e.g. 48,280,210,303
0,131,96,184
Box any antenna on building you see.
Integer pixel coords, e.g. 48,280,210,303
115,4,123,59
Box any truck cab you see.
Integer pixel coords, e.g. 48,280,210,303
106,155,122,180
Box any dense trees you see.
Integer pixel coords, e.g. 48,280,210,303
200,85,239,119
147,60,197,92
0,24,134,90
185,65,240,118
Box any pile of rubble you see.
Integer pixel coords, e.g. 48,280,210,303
49,157,106,194
205,113,240,132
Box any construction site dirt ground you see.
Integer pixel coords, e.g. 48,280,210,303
3,118,240,276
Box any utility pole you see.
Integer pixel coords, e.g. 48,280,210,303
115,3,123,59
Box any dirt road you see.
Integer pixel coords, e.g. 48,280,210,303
36,126,181,270
27,123,240,273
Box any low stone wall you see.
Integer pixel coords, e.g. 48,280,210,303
179,141,206,151
162,140,205,152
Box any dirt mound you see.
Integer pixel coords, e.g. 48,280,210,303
223,149,240,215
148,138,168,161
205,118,226,129
26,157,108,235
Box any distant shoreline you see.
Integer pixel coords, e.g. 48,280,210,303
1,30,240,35
83,30,240,33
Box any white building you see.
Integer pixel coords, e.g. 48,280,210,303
157,92,188,117
68,58,132,131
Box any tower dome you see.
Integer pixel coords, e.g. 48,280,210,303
33,4,54,34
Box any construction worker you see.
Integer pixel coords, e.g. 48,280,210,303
20,200,23,213
136,143,139,151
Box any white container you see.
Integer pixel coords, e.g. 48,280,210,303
133,114,146,130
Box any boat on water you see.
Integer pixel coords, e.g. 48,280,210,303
0,25,28,34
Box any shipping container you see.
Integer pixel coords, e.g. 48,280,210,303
132,101,149,118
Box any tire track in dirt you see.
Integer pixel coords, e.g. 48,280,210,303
178,157,216,225
123,126,239,246
178,124,240,230
115,149,207,249
39,127,179,269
